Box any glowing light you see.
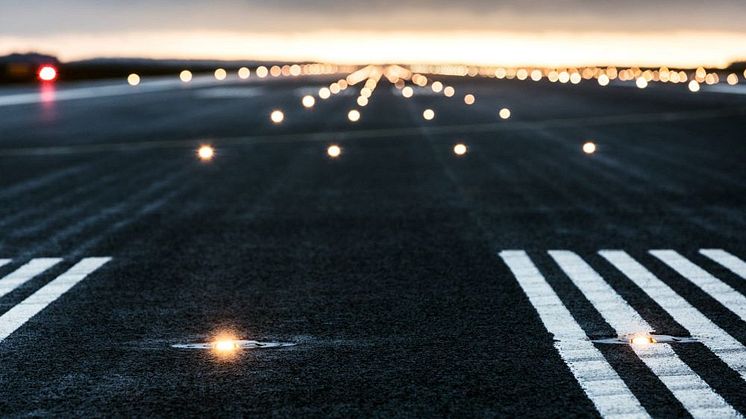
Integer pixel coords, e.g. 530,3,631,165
598,74,610,86
302,95,316,108
127,73,140,86
214,68,227,81
402,86,414,98
423,109,435,120
443,86,455,97
212,338,239,355
636,77,648,89
238,67,251,79
630,334,657,346
726,73,738,86
464,94,475,105
256,66,268,78
688,80,700,92
357,96,369,107
197,145,215,161
530,69,543,81
327,145,342,158
431,81,443,93
38,65,57,82
583,142,597,154
499,108,511,120
270,110,284,124
348,109,361,122
453,143,468,156
319,87,331,99
570,72,582,84
179,70,192,83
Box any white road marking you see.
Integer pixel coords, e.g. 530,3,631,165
650,250,746,321
0,259,11,269
0,257,111,343
699,249,746,280
499,251,649,419
600,251,746,381
0,258,62,299
549,251,740,418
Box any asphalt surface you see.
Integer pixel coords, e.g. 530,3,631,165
0,73,744,417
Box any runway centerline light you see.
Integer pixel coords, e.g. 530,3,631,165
38,65,57,82
271,110,285,124
302,95,316,108
180,70,192,83
499,108,511,119
630,334,657,346
453,143,468,156
327,145,342,158
583,142,597,154
197,145,215,161
127,73,140,86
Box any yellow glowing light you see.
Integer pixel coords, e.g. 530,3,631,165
256,66,268,78
302,95,316,108
726,73,738,86
464,94,476,105
431,81,443,93
179,70,192,83
271,110,285,124
319,87,331,99
127,73,140,86
197,145,215,161
499,108,511,120
402,86,414,98
214,68,227,81
327,145,342,158
636,77,648,89
443,86,455,97
630,334,657,346
583,142,597,154
357,96,369,107
453,143,468,156
213,339,238,353
330,83,341,94
598,74,610,86
688,80,700,92
348,109,361,122
238,67,251,79
423,109,435,120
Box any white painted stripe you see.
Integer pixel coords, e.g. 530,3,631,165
499,251,649,419
600,251,746,381
0,259,11,269
700,249,746,280
650,250,746,321
0,257,111,343
0,258,62,299
550,251,740,418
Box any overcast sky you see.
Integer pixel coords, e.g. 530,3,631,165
3,0,746,34
2,1,746,66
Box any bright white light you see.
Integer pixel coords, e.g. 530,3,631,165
464,94,475,105
214,68,227,80
271,110,285,124
630,334,656,346
423,109,435,120
256,66,268,78
688,80,701,92
583,142,597,154
238,67,251,79
453,143,467,156
38,65,57,81
180,70,192,83
327,145,342,158
197,145,215,161
499,108,511,119
348,109,361,122
127,73,140,86
443,86,455,97
357,96,369,107
402,86,414,98
302,95,316,108
319,87,331,99
598,74,609,86
636,77,648,89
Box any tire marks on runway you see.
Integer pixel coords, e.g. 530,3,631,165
501,249,746,418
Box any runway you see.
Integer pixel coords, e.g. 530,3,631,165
0,71,744,417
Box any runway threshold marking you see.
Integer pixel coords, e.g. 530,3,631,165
549,251,739,418
599,251,746,381
499,251,649,419
650,250,746,321
699,249,746,280
0,258,62,299
0,257,111,343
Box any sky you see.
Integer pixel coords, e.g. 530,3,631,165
2,0,746,67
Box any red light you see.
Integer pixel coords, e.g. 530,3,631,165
38,65,57,82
